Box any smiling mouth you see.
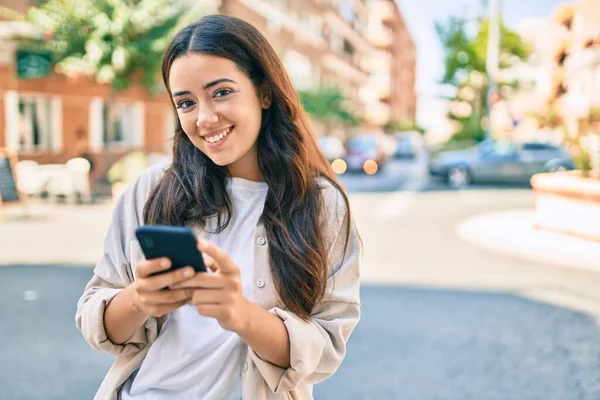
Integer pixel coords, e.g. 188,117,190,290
203,126,233,144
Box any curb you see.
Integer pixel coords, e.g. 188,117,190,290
456,209,600,273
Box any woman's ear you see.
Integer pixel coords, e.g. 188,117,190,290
260,82,272,109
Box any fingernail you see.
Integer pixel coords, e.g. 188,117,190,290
184,268,194,277
161,259,170,268
198,239,207,248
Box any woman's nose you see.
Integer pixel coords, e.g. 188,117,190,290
196,103,219,128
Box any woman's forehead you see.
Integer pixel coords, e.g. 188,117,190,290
169,53,243,85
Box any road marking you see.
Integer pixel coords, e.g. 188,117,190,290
376,158,429,220
23,290,39,301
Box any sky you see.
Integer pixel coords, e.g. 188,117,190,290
396,0,570,128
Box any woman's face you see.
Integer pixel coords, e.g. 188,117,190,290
168,53,270,180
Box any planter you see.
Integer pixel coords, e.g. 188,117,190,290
588,132,600,178
531,171,600,242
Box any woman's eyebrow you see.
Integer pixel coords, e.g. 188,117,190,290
203,78,238,89
172,79,238,98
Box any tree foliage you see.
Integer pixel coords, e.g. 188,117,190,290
298,88,360,127
436,17,530,86
436,15,531,142
17,0,216,92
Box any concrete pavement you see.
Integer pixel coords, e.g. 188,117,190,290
4,265,600,400
4,185,600,399
0,200,112,266
457,209,600,274
2,186,600,319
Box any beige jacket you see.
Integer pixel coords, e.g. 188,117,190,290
75,162,362,400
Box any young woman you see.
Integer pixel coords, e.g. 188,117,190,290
76,15,361,400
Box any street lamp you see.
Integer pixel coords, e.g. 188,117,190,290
486,0,501,140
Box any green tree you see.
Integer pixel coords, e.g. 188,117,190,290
384,119,424,134
16,0,215,175
436,15,531,142
298,88,361,129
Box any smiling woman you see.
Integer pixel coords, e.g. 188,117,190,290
75,14,362,400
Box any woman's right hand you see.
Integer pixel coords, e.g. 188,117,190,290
132,258,196,318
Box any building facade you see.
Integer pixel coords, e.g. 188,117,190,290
554,0,600,134
0,0,416,177
363,0,416,127
223,0,417,129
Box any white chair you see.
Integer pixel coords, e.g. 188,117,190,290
44,164,78,204
15,160,44,198
66,157,92,204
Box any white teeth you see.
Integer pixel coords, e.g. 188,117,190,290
204,127,232,144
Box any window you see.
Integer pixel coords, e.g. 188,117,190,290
343,39,355,57
522,143,555,151
102,103,139,147
481,141,517,157
17,95,53,152
338,0,356,24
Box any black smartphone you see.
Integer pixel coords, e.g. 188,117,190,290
135,225,208,274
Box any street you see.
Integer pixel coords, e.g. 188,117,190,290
337,158,424,193
2,266,600,400
2,158,600,399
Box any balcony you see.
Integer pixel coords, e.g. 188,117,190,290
322,52,370,85
323,9,373,54
239,0,327,49
364,101,391,125
361,50,392,74
367,25,393,49
372,74,392,100
368,0,395,23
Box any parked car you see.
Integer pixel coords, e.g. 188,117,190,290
318,136,346,162
344,134,393,174
428,140,574,189
393,131,427,159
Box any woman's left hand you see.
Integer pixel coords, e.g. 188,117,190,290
170,239,250,333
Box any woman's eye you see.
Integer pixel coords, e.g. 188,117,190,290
214,89,233,98
176,100,194,109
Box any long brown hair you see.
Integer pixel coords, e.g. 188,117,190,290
144,15,352,320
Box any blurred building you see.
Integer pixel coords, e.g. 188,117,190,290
517,1,599,132
0,0,175,177
502,0,599,143
0,0,416,175
551,0,600,136
362,0,416,127
222,0,416,130
220,0,371,132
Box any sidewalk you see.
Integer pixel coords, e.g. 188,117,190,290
456,209,600,273
3,196,600,272
455,207,600,319
0,200,114,266
3,194,600,320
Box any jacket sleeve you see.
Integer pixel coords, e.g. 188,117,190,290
75,164,167,356
250,183,361,393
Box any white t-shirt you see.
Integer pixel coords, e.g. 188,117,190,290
121,177,268,400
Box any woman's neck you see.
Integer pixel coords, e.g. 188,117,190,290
227,150,263,182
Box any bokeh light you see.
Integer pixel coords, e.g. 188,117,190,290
363,160,378,175
332,159,347,174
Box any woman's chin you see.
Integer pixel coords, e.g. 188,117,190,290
208,154,233,167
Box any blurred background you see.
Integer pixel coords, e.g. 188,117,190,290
1,0,600,399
